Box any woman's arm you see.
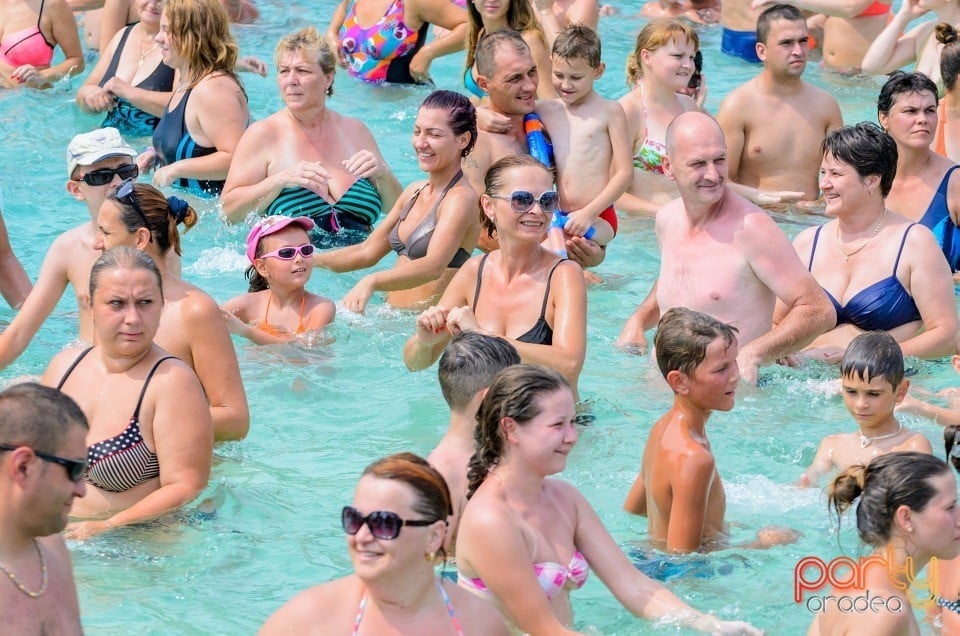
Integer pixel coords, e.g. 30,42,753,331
342,187,479,313
325,0,349,66
524,30,555,99
457,502,580,635
38,0,85,84
900,226,958,359
0,209,30,308
181,292,250,441
898,394,960,427
76,29,121,112
407,0,468,82
99,0,134,52
402,259,478,370
860,4,930,75
345,119,403,215
102,76,173,118
570,484,761,634
154,74,248,187
751,0,880,19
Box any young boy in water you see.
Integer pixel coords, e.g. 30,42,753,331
623,308,740,552
534,25,632,246
427,332,520,554
799,332,932,488
624,308,796,552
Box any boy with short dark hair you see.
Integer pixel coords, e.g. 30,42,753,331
799,331,932,487
535,24,632,246
427,332,520,553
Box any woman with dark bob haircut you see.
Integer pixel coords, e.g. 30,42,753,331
879,70,960,273
809,452,960,635
775,122,957,361
259,452,508,634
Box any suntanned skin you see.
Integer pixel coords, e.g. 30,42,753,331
462,39,605,267
0,423,86,636
623,337,737,552
721,0,761,31
616,112,836,383
716,17,842,201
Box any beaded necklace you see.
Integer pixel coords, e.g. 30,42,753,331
0,539,47,598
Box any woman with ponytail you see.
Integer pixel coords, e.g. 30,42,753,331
935,23,960,162
222,216,334,344
810,452,960,635
455,364,763,635
92,180,249,441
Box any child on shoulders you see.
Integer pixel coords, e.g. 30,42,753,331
799,331,932,488
222,216,335,345
534,24,632,247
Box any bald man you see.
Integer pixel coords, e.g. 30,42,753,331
616,112,835,382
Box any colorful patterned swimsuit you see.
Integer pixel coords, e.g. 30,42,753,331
338,0,429,84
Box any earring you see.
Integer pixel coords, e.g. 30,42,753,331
906,526,914,533
425,551,436,562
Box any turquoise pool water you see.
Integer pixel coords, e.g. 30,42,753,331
0,1,954,633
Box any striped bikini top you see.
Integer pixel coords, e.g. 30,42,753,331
264,178,382,233
57,348,173,493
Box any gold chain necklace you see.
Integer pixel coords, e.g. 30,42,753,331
137,25,158,69
835,208,888,260
0,539,47,598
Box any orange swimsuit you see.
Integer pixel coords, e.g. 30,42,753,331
257,292,307,337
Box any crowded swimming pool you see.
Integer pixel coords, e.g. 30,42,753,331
0,0,956,632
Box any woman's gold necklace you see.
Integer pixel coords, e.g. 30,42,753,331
835,208,888,260
0,539,47,598
137,27,158,69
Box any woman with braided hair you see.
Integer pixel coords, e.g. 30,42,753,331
454,364,763,635
91,180,249,441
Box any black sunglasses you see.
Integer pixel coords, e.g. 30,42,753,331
489,190,560,214
341,505,436,540
76,164,139,186
116,178,152,230
0,443,88,482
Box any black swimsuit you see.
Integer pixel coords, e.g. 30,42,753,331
471,254,565,345
100,25,174,137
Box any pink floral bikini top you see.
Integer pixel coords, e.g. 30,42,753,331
458,551,590,600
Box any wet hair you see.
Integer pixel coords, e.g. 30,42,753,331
466,364,570,499
420,90,478,158
829,452,950,546
438,333,521,412
475,28,531,79
465,0,542,73
626,19,699,86
878,71,939,118
938,23,960,92
245,225,311,293
162,0,243,92
106,182,198,257
821,123,897,198
89,247,164,303
274,26,337,97
654,307,738,379
944,424,960,472
480,154,553,239
362,452,453,526
756,4,805,45
552,24,602,69
840,331,905,389
0,384,88,458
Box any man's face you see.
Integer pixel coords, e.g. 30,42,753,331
67,157,137,217
664,119,728,208
30,424,87,536
484,45,538,116
758,18,808,79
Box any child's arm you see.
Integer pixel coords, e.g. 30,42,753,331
623,471,647,516
666,452,715,553
898,394,960,427
797,437,836,488
303,296,337,332
563,102,633,237
221,297,290,346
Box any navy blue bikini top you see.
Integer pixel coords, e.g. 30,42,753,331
918,164,960,272
471,254,564,345
808,223,921,332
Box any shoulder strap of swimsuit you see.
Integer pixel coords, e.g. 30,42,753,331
101,26,134,86
56,347,95,390
37,0,45,28
892,223,916,277
397,184,428,223
808,225,825,271
538,259,566,319
942,165,960,194
436,579,465,636
131,356,178,420
423,169,464,225
472,252,490,311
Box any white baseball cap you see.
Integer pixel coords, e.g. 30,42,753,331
66,128,137,178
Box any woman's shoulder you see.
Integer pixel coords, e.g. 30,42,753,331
43,345,93,384
260,575,360,634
